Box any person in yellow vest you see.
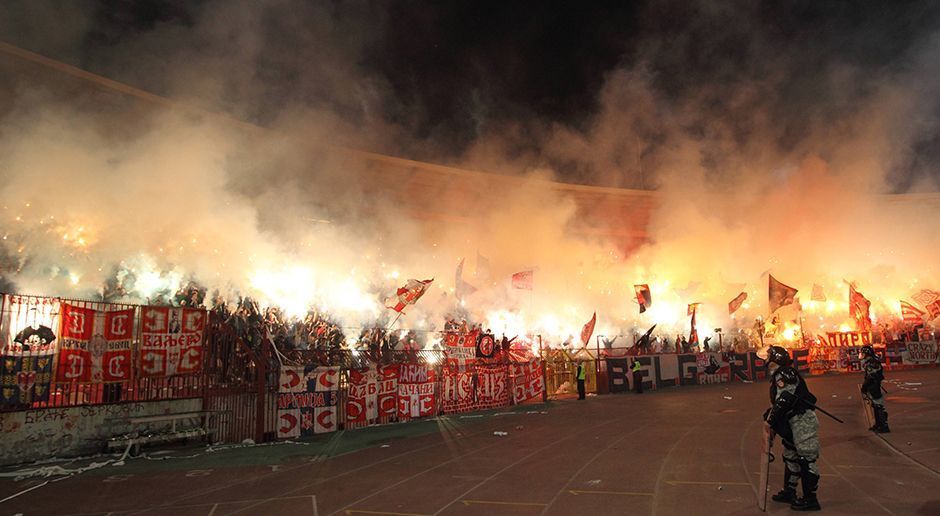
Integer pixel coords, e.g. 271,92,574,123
631,359,643,394
576,360,587,400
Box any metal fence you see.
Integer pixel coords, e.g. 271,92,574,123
1,292,549,447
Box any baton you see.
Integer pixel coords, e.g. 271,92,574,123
797,397,844,424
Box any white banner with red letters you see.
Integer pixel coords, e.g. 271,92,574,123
346,364,399,428
510,360,544,404
397,363,435,420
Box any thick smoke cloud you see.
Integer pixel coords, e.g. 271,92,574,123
0,1,938,344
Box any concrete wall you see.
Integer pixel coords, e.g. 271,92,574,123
0,398,201,466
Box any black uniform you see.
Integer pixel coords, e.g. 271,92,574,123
860,346,889,433
764,346,822,512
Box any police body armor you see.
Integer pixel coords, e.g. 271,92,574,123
767,366,816,439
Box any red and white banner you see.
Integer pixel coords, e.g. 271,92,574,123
912,289,940,307
56,304,134,383
441,364,509,413
346,365,398,427
927,300,940,320
139,306,206,377
474,365,509,409
510,360,544,404
900,300,926,324
441,368,474,413
397,364,435,419
277,366,339,438
444,330,478,367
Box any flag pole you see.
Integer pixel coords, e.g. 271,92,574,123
386,311,404,331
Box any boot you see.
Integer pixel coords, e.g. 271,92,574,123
791,470,821,511
771,468,798,503
874,407,891,433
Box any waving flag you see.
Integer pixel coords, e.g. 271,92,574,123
634,284,652,313
580,312,597,346
511,270,534,290
687,302,701,316
385,279,433,313
728,292,747,315
455,258,477,300
912,289,940,307
900,300,925,324
849,285,872,331
927,300,940,320
688,305,699,345
811,284,827,302
768,275,798,314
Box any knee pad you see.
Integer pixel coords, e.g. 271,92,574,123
797,456,819,476
783,456,801,473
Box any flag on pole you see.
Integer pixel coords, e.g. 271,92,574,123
455,258,477,300
511,270,534,290
912,289,940,307
476,250,491,280
634,284,652,313
728,292,747,315
687,302,701,316
688,305,699,345
580,312,597,347
768,275,798,314
811,284,827,302
900,300,925,324
926,300,940,320
385,279,434,313
849,284,872,331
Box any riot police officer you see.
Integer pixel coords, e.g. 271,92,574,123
763,346,822,511
859,345,889,433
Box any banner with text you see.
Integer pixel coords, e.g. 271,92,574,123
278,365,339,438
56,304,134,383
139,306,206,377
510,360,544,403
346,364,399,428
398,364,435,420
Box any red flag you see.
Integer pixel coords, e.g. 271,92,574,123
689,307,699,344
728,292,747,315
926,300,940,320
900,300,925,324
580,312,596,347
687,302,701,316
512,270,534,290
811,284,826,302
634,284,652,313
849,285,872,331
385,279,433,313
768,275,798,314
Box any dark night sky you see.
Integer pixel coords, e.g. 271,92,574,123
2,0,940,190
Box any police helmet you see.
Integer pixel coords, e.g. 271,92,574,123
858,345,877,360
762,345,792,367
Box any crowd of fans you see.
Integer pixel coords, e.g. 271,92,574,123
163,283,934,368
